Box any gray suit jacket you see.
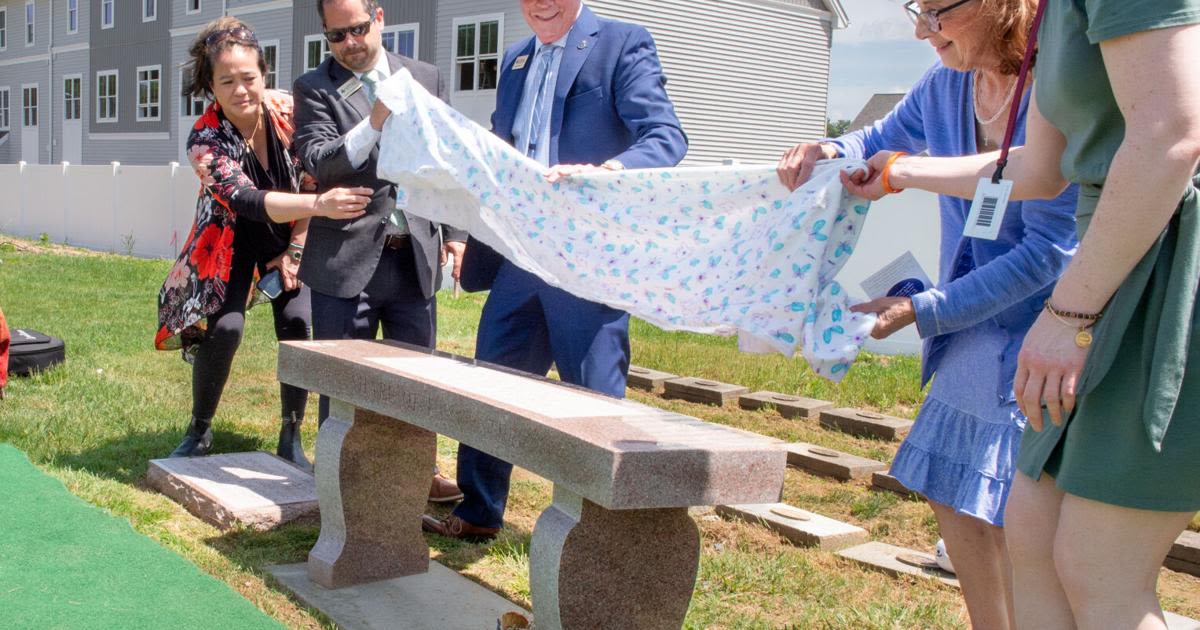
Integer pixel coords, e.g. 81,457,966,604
293,52,467,299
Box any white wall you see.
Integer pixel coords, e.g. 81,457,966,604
0,161,941,354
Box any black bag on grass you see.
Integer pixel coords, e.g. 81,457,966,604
8,329,66,377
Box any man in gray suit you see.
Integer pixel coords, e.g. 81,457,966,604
293,0,465,501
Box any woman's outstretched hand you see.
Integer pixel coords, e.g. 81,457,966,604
777,142,837,191
313,187,372,219
850,296,916,339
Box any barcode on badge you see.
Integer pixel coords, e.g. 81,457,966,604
976,196,998,227
962,177,1012,241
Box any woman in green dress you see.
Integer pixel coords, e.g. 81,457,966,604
839,1,1200,627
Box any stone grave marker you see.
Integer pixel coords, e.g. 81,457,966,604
716,503,868,550
148,452,317,531
819,408,913,441
739,391,833,420
785,443,887,481
663,377,748,406
837,542,960,588
626,366,678,394
1166,530,1200,578
871,471,920,499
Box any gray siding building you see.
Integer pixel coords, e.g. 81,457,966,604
0,0,846,166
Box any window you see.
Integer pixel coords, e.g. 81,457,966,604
261,41,279,90
186,0,200,14
24,1,33,46
137,66,160,121
180,69,208,117
101,0,113,28
67,0,77,33
143,0,156,21
381,23,418,60
304,35,330,72
0,8,6,50
63,76,81,120
22,85,38,127
453,16,501,92
0,88,9,130
96,70,118,122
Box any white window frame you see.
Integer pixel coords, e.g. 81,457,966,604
185,0,201,15
450,14,503,94
142,0,156,22
63,74,82,121
101,0,114,29
96,69,118,123
260,39,280,90
303,34,330,72
67,0,78,34
21,83,38,127
24,0,34,47
179,68,207,117
136,65,161,121
0,7,7,51
380,22,419,60
0,87,10,131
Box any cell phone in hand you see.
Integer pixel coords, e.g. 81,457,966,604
257,269,284,300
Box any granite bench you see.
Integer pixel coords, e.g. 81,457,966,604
277,339,786,630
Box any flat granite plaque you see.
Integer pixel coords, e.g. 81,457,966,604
148,452,317,531
663,377,748,406
739,391,834,420
626,366,678,394
819,408,914,441
785,443,887,481
268,561,528,630
837,542,960,588
871,471,920,499
716,503,868,550
1170,530,1200,565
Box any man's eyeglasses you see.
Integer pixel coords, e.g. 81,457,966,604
205,26,258,49
324,18,373,43
903,0,974,33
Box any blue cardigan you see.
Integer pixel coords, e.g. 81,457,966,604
831,63,1079,401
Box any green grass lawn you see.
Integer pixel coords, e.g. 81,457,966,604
1,237,1196,629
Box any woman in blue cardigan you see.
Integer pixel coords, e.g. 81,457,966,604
778,1,1077,627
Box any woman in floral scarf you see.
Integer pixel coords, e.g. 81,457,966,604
156,17,371,469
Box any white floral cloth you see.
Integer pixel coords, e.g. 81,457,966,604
376,70,876,381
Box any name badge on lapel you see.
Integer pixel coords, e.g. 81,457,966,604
337,77,363,100
512,55,529,70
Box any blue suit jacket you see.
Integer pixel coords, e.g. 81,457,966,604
460,6,688,290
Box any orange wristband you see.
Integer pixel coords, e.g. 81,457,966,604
881,151,907,194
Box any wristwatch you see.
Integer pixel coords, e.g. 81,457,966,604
287,245,303,263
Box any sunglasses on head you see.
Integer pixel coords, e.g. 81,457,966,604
205,26,258,49
324,18,373,43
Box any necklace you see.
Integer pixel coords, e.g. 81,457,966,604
972,71,1019,126
237,108,263,153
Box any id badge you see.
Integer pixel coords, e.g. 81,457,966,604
962,177,1012,240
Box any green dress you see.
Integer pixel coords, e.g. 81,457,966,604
1017,0,1200,512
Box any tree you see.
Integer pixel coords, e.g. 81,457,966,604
826,119,851,138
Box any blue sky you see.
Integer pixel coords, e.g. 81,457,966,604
826,0,938,120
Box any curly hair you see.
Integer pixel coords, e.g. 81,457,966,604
977,0,1038,75
182,17,265,99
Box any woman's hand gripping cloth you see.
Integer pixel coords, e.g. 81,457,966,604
375,69,876,381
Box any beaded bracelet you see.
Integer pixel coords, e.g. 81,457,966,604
1045,301,1101,322
1044,304,1099,348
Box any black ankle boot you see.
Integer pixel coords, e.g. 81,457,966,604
169,416,213,458
276,413,313,473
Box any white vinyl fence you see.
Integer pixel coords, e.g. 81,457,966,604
0,161,942,354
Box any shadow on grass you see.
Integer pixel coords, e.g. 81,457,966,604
55,429,268,485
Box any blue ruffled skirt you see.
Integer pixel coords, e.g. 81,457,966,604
890,322,1025,527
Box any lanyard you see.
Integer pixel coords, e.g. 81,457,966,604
992,0,1049,183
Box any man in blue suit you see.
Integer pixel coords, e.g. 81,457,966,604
422,0,687,540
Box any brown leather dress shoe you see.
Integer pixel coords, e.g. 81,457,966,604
421,514,499,541
428,473,464,503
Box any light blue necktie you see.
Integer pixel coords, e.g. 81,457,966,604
522,45,560,159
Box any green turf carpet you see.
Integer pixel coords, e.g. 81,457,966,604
0,444,283,629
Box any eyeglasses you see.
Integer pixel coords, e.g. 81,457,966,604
204,26,258,49
903,0,974,33
324,18,373,43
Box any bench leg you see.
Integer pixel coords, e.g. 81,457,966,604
530,486,700,629
307,399,435,589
